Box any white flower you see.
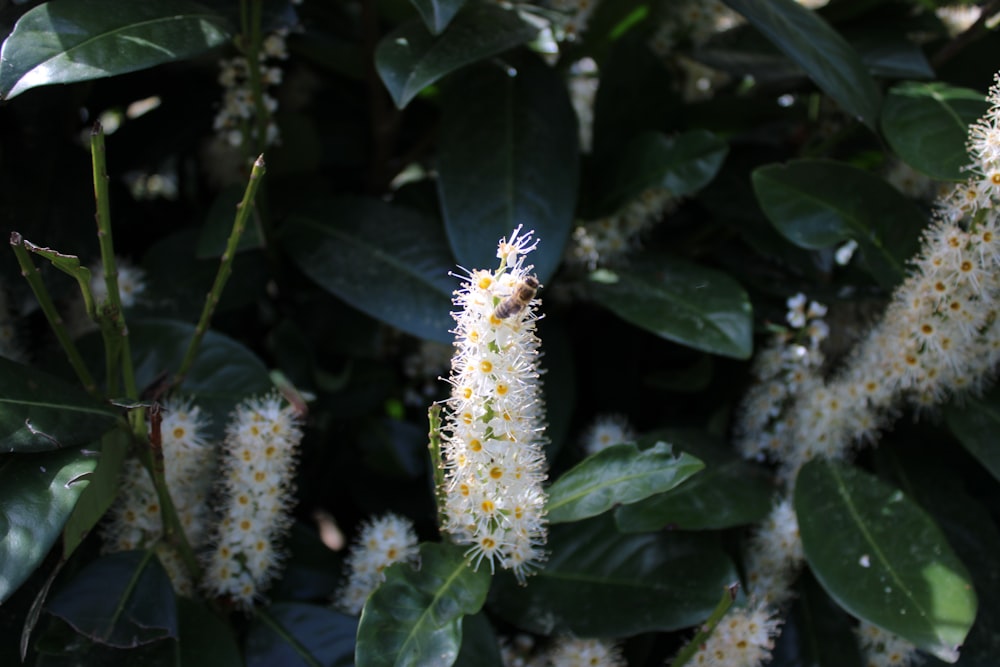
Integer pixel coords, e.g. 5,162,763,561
335,513,419,615
440,225,549,582
201,394,303,609
580,414,635,455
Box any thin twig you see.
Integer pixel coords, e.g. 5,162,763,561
9,233,98,395
174,155,266,388
670,583,741,667
931,1,1000,71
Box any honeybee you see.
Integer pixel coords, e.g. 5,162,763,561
494,276,539,319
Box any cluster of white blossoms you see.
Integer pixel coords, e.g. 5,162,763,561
335,513,420,615
567,187,677,269
580,413,636,455
201,394,303,609
725,70,1000,667
683,603,783,667
856,621,923,667
440,225,549,582
213,28,291,149
499,635,624,667
102,399,215,595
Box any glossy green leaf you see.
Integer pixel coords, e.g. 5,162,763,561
178,597,243,667
0,447,98,604
281,197,455,343
438,54,578,283
246,603,356,667
721,0,881,128
547,442,704,524
0,357,120,453
848,27,934,80
126,319,272,435
881,82,989,181
374,2,538,108
0,0,231,100
489,514,738,636
46,550,177,648
795,459,977,663
62,430,128,558
409,0,468,34
945,387,1000,484
598,130,729,215
356,541,491,667
588,253,753,359
615,430,773,532
752,159,924,288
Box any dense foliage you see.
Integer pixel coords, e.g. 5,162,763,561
0,0,998,665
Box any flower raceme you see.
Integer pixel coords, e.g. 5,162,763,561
439,225,549,583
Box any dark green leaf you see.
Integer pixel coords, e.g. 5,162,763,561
588,253,753,359
945,387,1000,484
0,447,98,604
547,442,704,524
281,196,455,343
489,514,738,636
795,459,977,663
438,53,578,283
0,357,120,453
773,570,865,667
598,130,729,215
409,0,468,34
46,550,177,648
881,82,988,181
0,0,231,100
721,0,881,127
356,542,491,667
849,28,934,80
178,597,242,667
246,603,356,667
62,429,128,558
126,319,272,435
615,430,773,532
374,3,538,108
454,611,502,667
752,159,925,288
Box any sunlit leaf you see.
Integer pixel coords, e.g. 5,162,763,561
246,603,356,667
356,542,491,667
881,82,988,181
0,357,120,454
752,159,924,288
0,447,98,604
615,430,773,532
547,442,704,524
796,459,977,663
588,253,753,359
438,53,578,283
281,196,455,343
374,2,537,108
0,0,231,100
489,514,738,636
46,550,177,648
721,0,881,127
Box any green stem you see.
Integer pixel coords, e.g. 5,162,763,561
9,233,99,395
670,583,740,667
174,155,266,389
141,405,202,585
239,0,270,157
90,124,141,430
427,404,448,533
